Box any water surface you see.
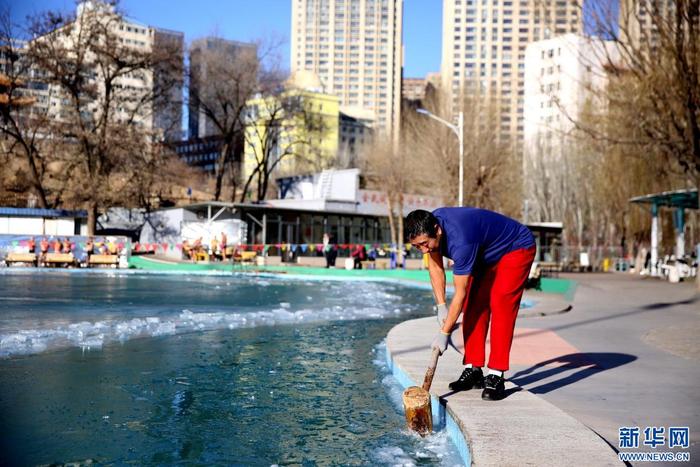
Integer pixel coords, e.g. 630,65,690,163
0,271,464,466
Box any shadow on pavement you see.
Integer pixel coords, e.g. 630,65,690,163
640,295,698,310
509,352,637,394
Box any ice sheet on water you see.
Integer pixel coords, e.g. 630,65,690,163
0,303,409,358
371,433,461,466
372,445,417,466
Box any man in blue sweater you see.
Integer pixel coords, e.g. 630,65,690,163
406,207,535,400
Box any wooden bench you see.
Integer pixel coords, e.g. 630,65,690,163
44,253,76,266
538,261,561,277
233,251,257,264
5,252,37,266
375,258,391,269
360,258,391,269
194,250,210,262
88,254,119,267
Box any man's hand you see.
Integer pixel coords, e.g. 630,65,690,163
436,303,448,327
431,331,450,355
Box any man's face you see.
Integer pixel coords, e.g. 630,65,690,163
410,226,442,254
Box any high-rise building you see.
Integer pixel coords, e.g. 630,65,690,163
152,27,185,142
170,137,225,174
441,0,582,145
290,0,403,140
522,34,617,221
188,37,257,139
401,74,440,109
618,0,675,52
402,77,427,102
338,108,374,167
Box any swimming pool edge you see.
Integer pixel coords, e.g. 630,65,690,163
384,343,472,466
386,317,622,467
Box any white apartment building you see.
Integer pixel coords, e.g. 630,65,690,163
618,0,675,51
290,0,403,140
441,0,582,146
523,34,617,221
18,1,183,141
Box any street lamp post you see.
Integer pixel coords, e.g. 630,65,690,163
416,108,464,207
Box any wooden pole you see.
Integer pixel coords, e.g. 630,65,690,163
402,348,441,436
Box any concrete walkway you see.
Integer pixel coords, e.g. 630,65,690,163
387,318,620,466
387,273,699,466
512,274,699,464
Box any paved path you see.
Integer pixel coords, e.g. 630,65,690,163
387,318,620,466
510,274,699,464
388,273,698,466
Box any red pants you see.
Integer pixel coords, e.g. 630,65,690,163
461,246,536,371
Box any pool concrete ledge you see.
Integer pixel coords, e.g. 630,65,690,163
387,317,620,466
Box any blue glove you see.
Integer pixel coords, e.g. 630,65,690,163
435,303,448,327
431,331,450,355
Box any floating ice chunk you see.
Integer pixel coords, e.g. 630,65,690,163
152,321,176,336
0,282,412,358
80,334,104,350
372,446,415,466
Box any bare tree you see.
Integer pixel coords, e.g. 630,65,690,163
362,84,522,265
360,137,410,266
20,1,184,233
575,0,699,181
521,3,698,268
529,82,690,263
187,37,258,201
578,83,690,256
241,90,330,202
404,86,521,216
360,100,444,267
0,8,57,208
187,35,289,202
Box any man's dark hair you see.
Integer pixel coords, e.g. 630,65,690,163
405,210,439,240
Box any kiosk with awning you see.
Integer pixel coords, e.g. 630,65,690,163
630,188,698,276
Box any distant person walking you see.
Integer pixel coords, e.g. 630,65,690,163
39,237,49,265
210,236,219,261
85,237,94,261
323,233,337,268
351,243,367,269
406,207,535,401
220,232,228,260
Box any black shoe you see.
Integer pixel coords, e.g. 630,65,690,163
449,367,484,391
481,374,506,401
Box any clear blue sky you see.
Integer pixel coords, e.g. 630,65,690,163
6,0,442,78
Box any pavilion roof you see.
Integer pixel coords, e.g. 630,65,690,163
630,188,698,210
